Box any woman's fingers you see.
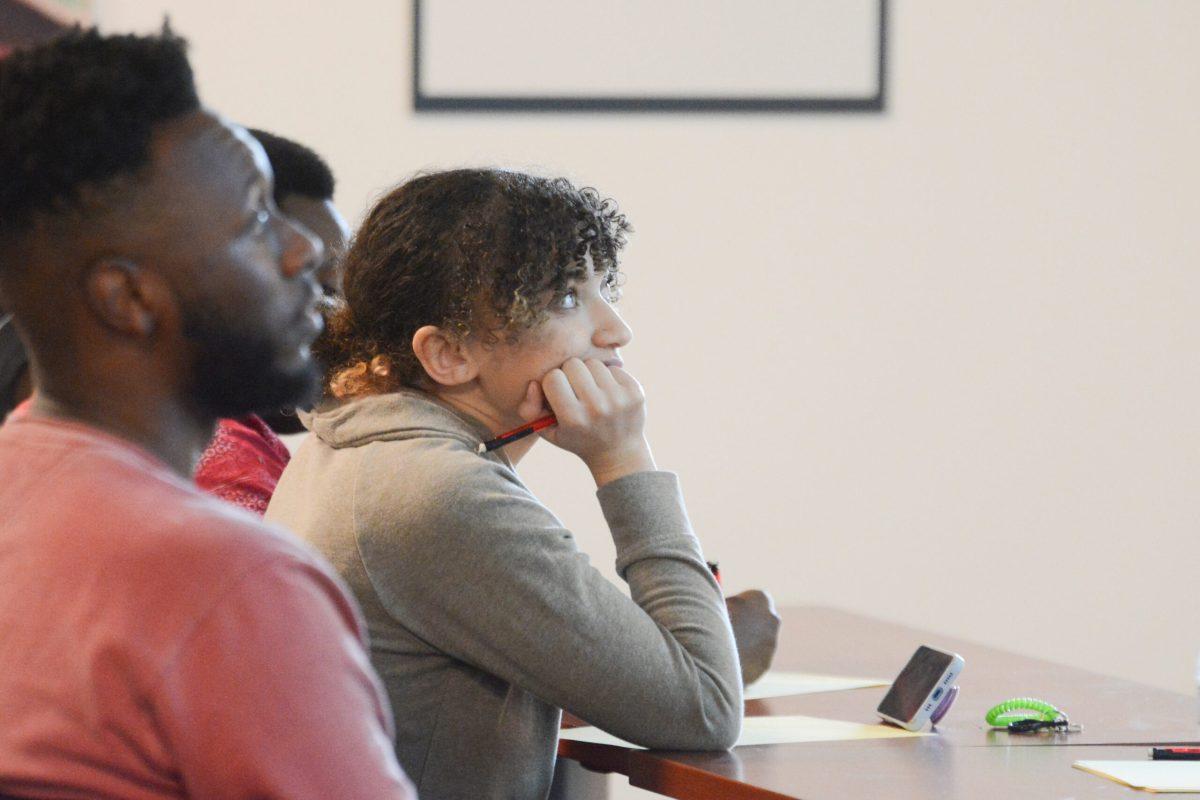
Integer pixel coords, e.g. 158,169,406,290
549,359,643,416
606,365,644,403
584,358,619,392
516,380,548,423
541,368,583,424
563,358,610,409
538,358,649,478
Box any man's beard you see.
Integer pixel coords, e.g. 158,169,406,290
182,305,321,420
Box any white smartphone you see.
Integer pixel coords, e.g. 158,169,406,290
877,645,964,731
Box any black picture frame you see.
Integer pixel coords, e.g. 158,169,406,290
413,0,888,113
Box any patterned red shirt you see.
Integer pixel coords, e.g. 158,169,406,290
194,415,291,515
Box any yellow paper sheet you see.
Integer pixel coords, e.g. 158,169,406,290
1074,761,1200,793
559,714,925,749
743,670,889,701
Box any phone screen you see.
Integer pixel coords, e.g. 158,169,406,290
878,646,954,722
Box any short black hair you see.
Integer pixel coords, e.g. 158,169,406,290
248,128,335,204
0,27,199,241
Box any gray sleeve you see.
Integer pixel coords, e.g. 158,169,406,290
353,446,743,750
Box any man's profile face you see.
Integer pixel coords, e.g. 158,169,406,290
142,112,325,418
279,194,350,300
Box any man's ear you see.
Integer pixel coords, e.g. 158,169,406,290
412,325,478,387
82,258,166,338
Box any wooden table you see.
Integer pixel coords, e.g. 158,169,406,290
623,742,1172,799
558,606,1200,799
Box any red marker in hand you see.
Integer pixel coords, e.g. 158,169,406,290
477,415,557,454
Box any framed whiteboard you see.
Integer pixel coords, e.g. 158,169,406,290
414,0,887,112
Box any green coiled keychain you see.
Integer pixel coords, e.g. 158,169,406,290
985,698,1079,733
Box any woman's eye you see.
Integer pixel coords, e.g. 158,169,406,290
557,290,578,310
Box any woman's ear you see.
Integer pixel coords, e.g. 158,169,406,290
412,325,478,387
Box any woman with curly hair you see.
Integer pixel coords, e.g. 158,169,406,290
266,168,743,800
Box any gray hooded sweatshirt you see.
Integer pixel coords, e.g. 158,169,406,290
265,390,742,800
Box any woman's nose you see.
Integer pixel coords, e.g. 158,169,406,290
593,300,632,349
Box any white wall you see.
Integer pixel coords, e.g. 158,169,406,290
96,0,1200,705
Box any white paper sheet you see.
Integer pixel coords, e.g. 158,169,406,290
1074,760,1200,793
743,670,889,701
559,714,925,750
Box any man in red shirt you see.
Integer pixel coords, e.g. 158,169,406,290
0,28,414,799
195,129,350,514
0,128,346,512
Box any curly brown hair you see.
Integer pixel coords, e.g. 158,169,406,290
322,168,631,398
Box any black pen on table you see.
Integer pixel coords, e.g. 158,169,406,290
1150,747,1200,760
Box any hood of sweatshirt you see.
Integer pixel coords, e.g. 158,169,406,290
300,390,499,454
